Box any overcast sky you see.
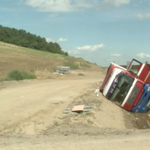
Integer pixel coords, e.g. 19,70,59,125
0,0,150,66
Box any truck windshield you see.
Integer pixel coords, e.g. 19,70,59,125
110,74,134,105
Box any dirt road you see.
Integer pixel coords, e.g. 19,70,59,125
0,70,150,150
0,77,100,134
1,130,150,150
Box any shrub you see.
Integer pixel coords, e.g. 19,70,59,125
7,70,36,81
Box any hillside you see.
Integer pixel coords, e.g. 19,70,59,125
0,25,67,55
0,41,103,79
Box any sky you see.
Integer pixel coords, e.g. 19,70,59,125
0,0,150,67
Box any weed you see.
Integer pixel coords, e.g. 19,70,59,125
78,73,84,76
87,119,93,124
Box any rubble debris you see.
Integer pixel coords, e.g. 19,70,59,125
72,105,85,112
63,105,94,114
94,89,99,97
135,113,150,129
56,66,71,74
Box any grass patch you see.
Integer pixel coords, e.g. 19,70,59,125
64,62,79,70
2,70,36,81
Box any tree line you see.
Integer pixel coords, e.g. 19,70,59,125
0,25,68,56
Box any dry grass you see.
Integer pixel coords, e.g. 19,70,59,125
0,42,103,79
0,42,64,78
35,69,54,79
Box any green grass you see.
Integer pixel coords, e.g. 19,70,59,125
1,70,36,81
63,56,80,69
64,62,79,69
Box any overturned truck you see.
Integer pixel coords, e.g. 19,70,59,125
100,59,150,113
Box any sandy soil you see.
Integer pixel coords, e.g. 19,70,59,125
0,70,150,150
